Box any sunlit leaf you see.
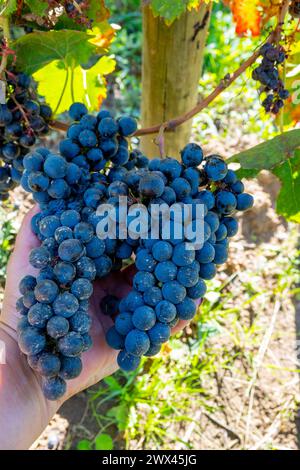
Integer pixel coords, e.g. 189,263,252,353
33,56,116,115
225,0,261,36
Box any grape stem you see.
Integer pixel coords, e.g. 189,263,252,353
49,0,290,136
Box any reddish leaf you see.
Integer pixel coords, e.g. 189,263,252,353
227,0,262,37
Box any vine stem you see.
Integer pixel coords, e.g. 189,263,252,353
0,16,11,79
49,0,290,136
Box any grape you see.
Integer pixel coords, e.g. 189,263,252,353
58,332,84,357
117,350,141,371
139,173,165,198
42,376,66,401
29,247,51,269
196,242,215,264
143,286,162,307
133,271,156,292
172,242,195,267
44,155,68,179
78,129,97,148
69,102,88,121
125,329,150,356
76,256,96,280
132,305,156,331
215,223,227,241
23,290,36,308
53,261,76,285
125,290,144,311
171,177,191,200
53,292,79,317
69,312,92,334
28,303,53,328
23,152,44,172
28,171,49,192
215,191,237,215
253,43,289,114
17,105,253,395
106,326,125,350
135,250,157,272
34,280,59,303
176,297,197,320
58,239,85,262
199,263,217,280
177,263,199,287
155,261,177,283
204,155,228,181
39,215,61,238
70,278,93,300
47,316,70,339
118,116,138,136
59,356,83,380
155,300,177,324
223,217,239,237
19,275,37,295
74,222,94,243
148,323,170,344
181,143,203,167
19,327,46,355
213,243,229,265
37,353,61,378
162,281,186,304
98,117,118,138
236,193,254,211
54,226,73,244
151,241,172,262
94,255,113,277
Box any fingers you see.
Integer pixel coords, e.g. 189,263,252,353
6,205,40,281
171,319,189,335
13,205,40,256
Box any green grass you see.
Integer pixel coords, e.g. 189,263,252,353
74,227,299,450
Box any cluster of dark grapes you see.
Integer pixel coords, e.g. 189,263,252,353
0,69,52,201
252,43,289,114
16,102,253,401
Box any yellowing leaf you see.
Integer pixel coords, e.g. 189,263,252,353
226,0,261,37
33,56,116,115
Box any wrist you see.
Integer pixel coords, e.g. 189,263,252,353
0,325,58,449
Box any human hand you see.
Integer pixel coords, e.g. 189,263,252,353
0,206,188,449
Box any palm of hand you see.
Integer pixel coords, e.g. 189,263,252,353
0,207,138,404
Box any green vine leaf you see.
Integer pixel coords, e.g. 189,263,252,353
33,56,116,115
0,0,17,15
149,0,203,24
94,434,113,451
24,0,48,16
13,30,103,75
227,130,300,170
272,151,300,223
